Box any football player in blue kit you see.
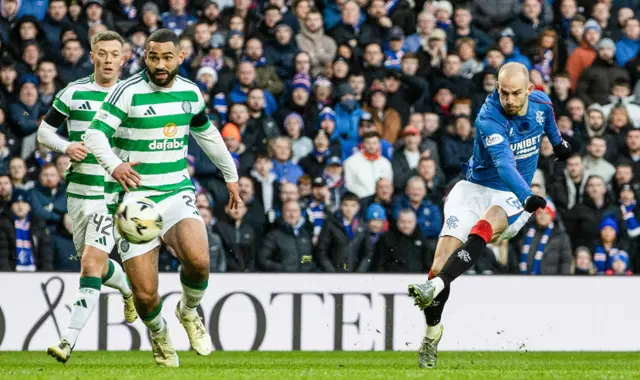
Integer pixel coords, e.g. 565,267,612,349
408,62,572,368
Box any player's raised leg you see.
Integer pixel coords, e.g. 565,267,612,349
122,242,179,367
163,217,212,356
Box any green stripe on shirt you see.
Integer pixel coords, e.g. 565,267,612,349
131,91,198,106
72,91,108,101
125,114,192,130
69,110,96,122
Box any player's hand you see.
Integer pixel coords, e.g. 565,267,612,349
111,162,141,192
553,139,572,161
524,195,547,213
65,142,89,162
227,181,242,210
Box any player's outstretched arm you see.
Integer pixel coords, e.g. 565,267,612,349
189,109,240,207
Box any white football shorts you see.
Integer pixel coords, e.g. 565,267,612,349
440,180,531,244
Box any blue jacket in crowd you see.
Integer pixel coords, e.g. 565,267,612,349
333,103,363,146
9,101,41,137
616,37,640,68
29,183,68,231
392,195,443,238
228,84,278,116
17,0,48,21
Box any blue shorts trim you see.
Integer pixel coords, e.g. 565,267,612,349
507,211,524,226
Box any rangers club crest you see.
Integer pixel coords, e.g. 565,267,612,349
536,110,545,125
182,100,192,114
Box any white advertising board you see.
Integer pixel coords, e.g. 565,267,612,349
0,274,637,351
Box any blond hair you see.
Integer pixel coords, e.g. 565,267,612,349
90,31,125,52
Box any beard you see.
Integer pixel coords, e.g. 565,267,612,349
148,66,178,86
503,102,525,116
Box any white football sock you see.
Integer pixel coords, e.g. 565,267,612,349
426,322,442,340
432,277,445,298
102,259,132,297
142,303,166,333
63,277,101,346
179,271,207,318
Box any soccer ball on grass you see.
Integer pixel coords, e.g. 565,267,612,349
115,198,163,244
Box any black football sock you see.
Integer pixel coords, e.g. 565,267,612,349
437,234,488,288
424,284,450,326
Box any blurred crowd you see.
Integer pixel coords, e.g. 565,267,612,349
1,0,640,275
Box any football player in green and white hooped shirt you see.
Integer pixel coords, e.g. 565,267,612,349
85,29,240,368
36,31,136,364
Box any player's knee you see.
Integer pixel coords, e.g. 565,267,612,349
80,248,107,277
133,288,159,307
184,255,210,280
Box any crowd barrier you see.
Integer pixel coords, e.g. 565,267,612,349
0,273,637,351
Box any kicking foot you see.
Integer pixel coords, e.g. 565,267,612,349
123,294,138,323
47,339,72,364
418,324,444,369
150,322,180,367
175,303,212,356
408,281,436,310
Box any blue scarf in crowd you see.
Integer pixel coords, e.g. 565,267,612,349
593,245,626,275
620,202,640,236
34,150,53,168
519,223,554,275
212,93,228,123
308,200,326,240
343,216,359,240
14,215,35,272
385,0,400,14
243,56,267,68
384,49,404,70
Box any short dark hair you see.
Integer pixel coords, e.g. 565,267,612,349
37,59,56,70
362,131,380,141
612,77,631,89
146,29,180,50
553,71,569,79
62,38,82,49
264,4,281,13
567,152,582,161
341,192,360,204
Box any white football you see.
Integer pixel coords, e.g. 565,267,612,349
115,198,163,244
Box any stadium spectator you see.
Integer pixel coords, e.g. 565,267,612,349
405,11,436,53
221,123,253,176
0,131,12,175
28,162,66,233
0,175,12,214
230,62,278,116
220,0,260,36
442,115,474,180
307,176,329,244
51,213,78,272
577,38,629,106
572,246,595,275
42,0,71,53
250,153,278,213
392,176,442,248
468,0,521,38
258,200,314,272
364,85,401,144
36,60,58,110
601,79,640,128
497,28,532,69
566,19,601,90
298,129,332,179
0,189,52,271
517,203,572,275
246,88,281,152
549,153,589,219
269,136,304,184
198,206,227,273
615,17,640,68
566,175,616,249
57,39,93,86
243,38,284,97
374,208,432,273
583,136,615,183
8,157,34,190
509,0,549,46
365,202,386,246
593,216,630,275
265,23,300,81
214,201,257,272
9,78,42,158
322,156,345,210
296,8,337,77
392,126,422,192
447,7,492,58
316,192,372,272
344,132,392,198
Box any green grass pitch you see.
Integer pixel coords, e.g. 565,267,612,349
1,351,638,379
